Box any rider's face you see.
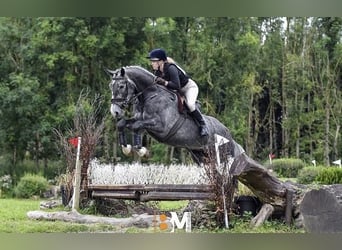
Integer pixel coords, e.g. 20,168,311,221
150,60,163,71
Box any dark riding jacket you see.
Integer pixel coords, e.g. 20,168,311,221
155,63,189,91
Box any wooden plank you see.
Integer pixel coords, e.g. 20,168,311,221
139,191,215,202
88,184,213,192
144,184,213,192
89,184,146,191
91,191,138,200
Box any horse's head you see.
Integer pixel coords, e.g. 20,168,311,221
107,66,156,119
106,67,136,119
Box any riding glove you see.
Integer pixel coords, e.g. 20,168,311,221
155,77,167,86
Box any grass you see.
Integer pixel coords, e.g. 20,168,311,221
0,198,120,233
0,198,305,233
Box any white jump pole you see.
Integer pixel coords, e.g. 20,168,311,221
72,137,82,211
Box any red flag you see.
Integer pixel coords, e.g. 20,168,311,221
68,137,78,148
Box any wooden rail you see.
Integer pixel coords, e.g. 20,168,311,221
88,184,215,201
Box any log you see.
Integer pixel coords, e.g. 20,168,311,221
91,191,139,200
231,153,342,232
27,210,160,229
230,153,299,212
88,184,213,193
300,184,342,233
250,204,274,228
139,191,215,201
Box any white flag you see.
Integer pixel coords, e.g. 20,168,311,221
215,134,230,145
332,159,341,167
214,134,229,167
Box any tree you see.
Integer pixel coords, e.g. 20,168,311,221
0,73,48,179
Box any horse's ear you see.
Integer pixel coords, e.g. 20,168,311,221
104,68,115,75
120,67,125,77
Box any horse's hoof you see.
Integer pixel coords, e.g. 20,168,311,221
122,144,132,155
136,147,148,157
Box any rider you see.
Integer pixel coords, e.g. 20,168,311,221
147,48,209,137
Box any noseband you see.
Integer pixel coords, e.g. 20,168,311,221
110,77,130,108
110,76,157,109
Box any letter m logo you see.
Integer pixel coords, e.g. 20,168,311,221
170,212,191,233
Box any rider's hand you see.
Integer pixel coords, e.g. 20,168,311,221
155,77,167,86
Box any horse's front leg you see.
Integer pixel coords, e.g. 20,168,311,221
117,117,150,157
117,119,133,156
129,118,161,157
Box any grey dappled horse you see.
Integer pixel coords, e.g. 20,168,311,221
107,65,244,164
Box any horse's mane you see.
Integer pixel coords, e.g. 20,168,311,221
124,65,154,77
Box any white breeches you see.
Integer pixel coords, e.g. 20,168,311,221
180,79,198,112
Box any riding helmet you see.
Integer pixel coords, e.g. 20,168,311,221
147,48,167,61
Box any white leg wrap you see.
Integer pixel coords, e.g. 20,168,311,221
136,147,148,157
121,144,132,156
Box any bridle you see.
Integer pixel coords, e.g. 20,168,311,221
110,75,158,109
110,77,130,108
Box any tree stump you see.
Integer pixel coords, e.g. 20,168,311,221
300,184,342,233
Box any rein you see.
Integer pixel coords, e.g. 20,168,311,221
111,76,157,108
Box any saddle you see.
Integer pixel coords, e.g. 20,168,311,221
160,86,200,114
176,92,201,114
176,92,185,113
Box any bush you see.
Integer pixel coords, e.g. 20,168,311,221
269,158,305,178
297,166,324,184
14,173,49,198
316,167,342,185
0,175,13,197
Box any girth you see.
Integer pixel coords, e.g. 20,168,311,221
158,114,186,143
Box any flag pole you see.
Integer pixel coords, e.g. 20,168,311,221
72,137,82,211
214,134,230,229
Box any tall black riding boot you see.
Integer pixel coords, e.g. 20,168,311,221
190,109,209,137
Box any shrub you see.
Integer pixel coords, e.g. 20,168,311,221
14,173,49,198
316,167,342,185
0,175,13,197
297,166,324,184
270,158,305,178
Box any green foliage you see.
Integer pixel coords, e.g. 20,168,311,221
297,166,324,184
316,167,342,184
14,174,49,198
0,175,13,197
157,201,189,211
148,143,168,163
227,216,304,233
270,158,305,178
237,182,255,196
0,17,341,176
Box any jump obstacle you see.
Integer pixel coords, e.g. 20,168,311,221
88,184,215,202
